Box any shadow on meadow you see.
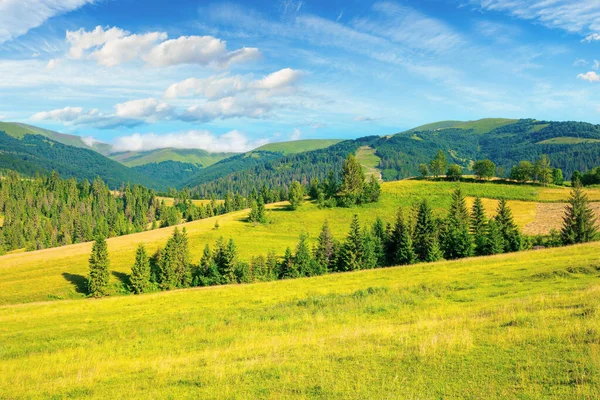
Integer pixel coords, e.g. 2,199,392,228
112,271,130,286
61,273,87,294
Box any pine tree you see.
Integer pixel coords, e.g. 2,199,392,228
495,199,522,252
471,197,488,256
561,183,598,245
484,219,504,255
338,155,365,207
172,228,191,287
314,220,335,273
361,228,379,269
223,239,238,283
266,250,279,281
130,244,150,294
413,200,443,262
371,217,387,266
295,233,314,276
88,236,110,297
288,181,305,210
394,209,416,265
279,247,297,278
441,188,473,259
339,215,364,271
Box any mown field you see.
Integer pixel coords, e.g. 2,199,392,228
1,180,599,305
0,241,599,399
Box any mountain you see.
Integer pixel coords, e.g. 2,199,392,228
0,122,112,154
181,118,600,195
110,148,237,167
0,128,155,189
254,139,343,154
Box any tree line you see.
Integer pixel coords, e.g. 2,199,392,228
87,183,597,297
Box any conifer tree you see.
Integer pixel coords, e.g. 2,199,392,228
279,247,297,278
484,219,504,255
338,155,365,206
247,199,259,223
266,250,279,281
390,208,416,265
288,181,305,210
495,199,522,252
371,217,387,266
339,215,364,271
441,188,473,259
413,200,442,262
361,228,379,269
471,197,488,256
172,228,191,287
130,244,150,294
295,233,314,276
88,236,110,297
561,183,598,245
314,220,335,273
429,150,447,178
223,239,238,283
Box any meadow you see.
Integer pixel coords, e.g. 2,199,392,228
0,241,599,398
0,180,599,305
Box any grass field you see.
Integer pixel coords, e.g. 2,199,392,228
355,146,382,180
537,137,600,145
111,148,236,167
255,139,343,154
1,180,599,306
0,241,599,398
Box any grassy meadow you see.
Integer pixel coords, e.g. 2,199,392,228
1,180,599,305
0,241,599,398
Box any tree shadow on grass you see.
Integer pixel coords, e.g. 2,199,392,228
62,273,87,294
112,271,130,287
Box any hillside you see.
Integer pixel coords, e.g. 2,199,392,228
0,130,156,189
402,118,517,134
255,139,343,154
110,148,236,167
1,237,599,398
2,180,599,305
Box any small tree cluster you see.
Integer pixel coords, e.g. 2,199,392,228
510,155,559,185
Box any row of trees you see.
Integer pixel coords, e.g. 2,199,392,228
89,183,597,297
419,151,566,186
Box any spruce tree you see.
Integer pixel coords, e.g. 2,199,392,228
288,181,305,210
172,228,191,287
561,183,598,245
484,219,504,255
339,215,364,271
495,199,522,252
361,229,379,269
295,233,314,276
130,244,150,294
441,188,473,259
413,200,442,262
395,210,416,265
471,197,488,256
88,236,110,297
338,155,366,206
279,247,297,278
371,217,387,266
314,220,335,273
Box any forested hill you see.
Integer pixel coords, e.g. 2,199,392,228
0,131,156,189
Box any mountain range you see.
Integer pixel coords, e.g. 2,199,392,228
1,118,599,193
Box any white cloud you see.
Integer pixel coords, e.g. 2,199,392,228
114,98,173,120
577,71,600,82
0,0,93,44
46,58,60,70
354,116,378,122
573,58,589,67
251,68,302,90
0,114,6,120
111,130,269,153
81,136,103,148
31,106,85,122
290,128,302,140
164,75,247,100
182,97,272,122
469,1,600,36
65,27,260,68
594,60,600,70
66,26,128,59
584,33,600,42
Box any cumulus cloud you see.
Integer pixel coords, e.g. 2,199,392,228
577,71,600,82
31,106,86,122
45,58,60,70
30,105,143,129
64,26,260,68
251,68,302,90
0,0,93,44
111,130,269,153
181,97,272,122
114,98,174,120
584,33,600,42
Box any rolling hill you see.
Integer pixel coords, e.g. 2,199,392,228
110,148,237,167
0,179,599,397
255,139,343,154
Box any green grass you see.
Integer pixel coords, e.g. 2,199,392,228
537,137,600,145
111,148,236,167
354,146,381,179
2,180,598,306
255,139,343,154
1,242,599,398
403,118,518,134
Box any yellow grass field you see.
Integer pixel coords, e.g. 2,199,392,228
1,180,599,306
0,242,599,398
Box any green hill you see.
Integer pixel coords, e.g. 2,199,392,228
255,139,343,154
0,121,111,154
402,118,518,135
111,148,236,167
0,129,155,189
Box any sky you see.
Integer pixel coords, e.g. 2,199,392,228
0,0,599,153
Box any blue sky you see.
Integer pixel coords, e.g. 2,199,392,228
0,0,599,152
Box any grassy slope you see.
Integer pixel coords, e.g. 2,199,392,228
355,146,382,180
111,148,236,167
1,180,599,306
1,242,599,398
537,137,600,145
403,118,518,135
0,122,99,150
255,139,343,154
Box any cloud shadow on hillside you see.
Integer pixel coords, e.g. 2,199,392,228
62,273,87,294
